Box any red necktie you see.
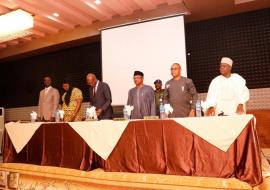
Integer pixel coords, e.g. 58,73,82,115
93,85,96,96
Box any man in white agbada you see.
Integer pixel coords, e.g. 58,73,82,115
205,57,249,116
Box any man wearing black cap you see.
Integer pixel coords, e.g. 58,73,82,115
154,79,164,116
127,71,156,119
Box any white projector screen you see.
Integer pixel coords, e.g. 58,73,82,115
101,15,187,105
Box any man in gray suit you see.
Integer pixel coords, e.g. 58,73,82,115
164,63,198,117
86,73,113,120
38,76,60,121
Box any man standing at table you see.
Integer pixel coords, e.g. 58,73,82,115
38,76,60,121
154,79,164,117
205,57,249,116
86,73,113,119
127,71,156,119
164,63,198,117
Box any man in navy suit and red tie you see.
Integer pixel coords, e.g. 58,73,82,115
86,73,113,119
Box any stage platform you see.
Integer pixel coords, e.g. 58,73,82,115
0,163,270,190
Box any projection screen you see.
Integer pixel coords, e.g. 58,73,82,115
101,15,187,105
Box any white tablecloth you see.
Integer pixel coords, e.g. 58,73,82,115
173,114,254,151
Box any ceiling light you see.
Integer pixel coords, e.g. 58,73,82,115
94,0,101,5
52,12,60,17
0,9,33,43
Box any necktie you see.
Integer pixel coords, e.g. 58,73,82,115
93,85,96,96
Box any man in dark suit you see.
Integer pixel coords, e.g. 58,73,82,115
86,73,113,119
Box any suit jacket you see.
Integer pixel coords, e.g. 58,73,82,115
38,87,60,120
89,81,113,119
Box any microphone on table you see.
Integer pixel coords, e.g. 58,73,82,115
218,111,228,116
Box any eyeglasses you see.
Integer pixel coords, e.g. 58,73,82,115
133,76,143,79
170,68,179,70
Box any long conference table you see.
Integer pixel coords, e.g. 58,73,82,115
3,115,262,187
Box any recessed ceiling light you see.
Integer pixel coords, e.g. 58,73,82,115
52,12,60,17
94,0,101,5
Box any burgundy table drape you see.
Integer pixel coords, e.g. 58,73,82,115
104,119,262,186
3,118,262,186
3,123,101,170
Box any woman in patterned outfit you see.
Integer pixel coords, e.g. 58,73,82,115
61,79,83,122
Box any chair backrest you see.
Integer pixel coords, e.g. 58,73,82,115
0,107,4,129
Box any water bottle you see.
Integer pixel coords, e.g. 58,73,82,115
55,111,60,122
195,100,202,117
159,99,166,119
123,108,129,120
